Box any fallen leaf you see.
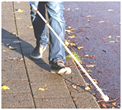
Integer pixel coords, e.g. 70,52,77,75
45,99,50,101
86,64,96,67
87,15,92,17
38,85,47,91
88,19,92,22
87,70,93,73
65,29,74,33
9,46,17,50
102,39,106,42
110,39,119,43
72,97,77,100
69,35,75,38
85,86,90,91
77,46,84,50
64,40,70,47
98,21,106,23
17,9,24,13
27,26,33,29
2,50,7,52
17,58,23,61
72,84,77,89
107,9,114,11
93,79,98,84
84,54,89,57
101,103,107,108
38,88,47,91
112,102,117,106
70,43,76,46
2,85,10,90
67,8,70,11
108,35,112,38
68,26,71,29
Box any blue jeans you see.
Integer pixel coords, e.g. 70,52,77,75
30,1,66,64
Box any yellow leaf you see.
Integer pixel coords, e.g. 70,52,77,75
2,85,10,90
18,58,23,61
69,35,75,38
67,8,70,11
85,86,90,91
9,46,17,50
70,43,76,46
2,50,7,52
77,46,84,50
93,79,98,84
72,84,77,89
87,70,93,73
65,29,74,33
38,88,46,91
108,35,112,38
64,40,70,47
17,9,24,13
27,26,33,29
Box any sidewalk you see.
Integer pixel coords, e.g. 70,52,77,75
2,2,99,108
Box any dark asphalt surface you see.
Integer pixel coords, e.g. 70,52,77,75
64,2,120,108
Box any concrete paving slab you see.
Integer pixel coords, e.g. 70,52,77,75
2,80,30,94
31,83,72,99
2,69,27,82
29,72,66,85
2,93,34,108
35,98,75,108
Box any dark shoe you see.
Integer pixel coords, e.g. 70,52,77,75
50,60,71,75
30,46,46,59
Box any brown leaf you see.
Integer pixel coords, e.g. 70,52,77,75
72,97,77,100
88,19,92,22
101,103,107,108
102,39,106,42
112,102,117,106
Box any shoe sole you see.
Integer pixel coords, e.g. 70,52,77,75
51,67,71,75
30,54,42,59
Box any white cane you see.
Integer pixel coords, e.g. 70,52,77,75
29,1,109,102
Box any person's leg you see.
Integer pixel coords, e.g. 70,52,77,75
46,2,71,74
30,2,48,59
46,2,66,64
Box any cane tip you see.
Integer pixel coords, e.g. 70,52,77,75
102,95,109,102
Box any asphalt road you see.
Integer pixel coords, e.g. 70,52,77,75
64,1,120,108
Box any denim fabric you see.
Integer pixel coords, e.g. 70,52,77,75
30,1,66,64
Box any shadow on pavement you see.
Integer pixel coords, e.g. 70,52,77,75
2,28,50,72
